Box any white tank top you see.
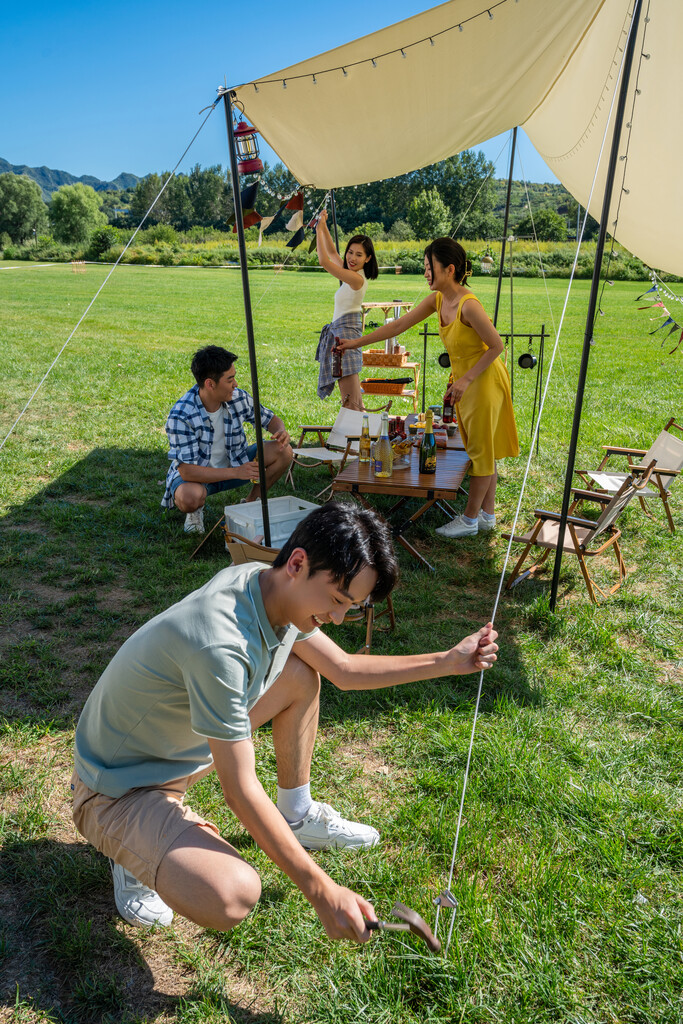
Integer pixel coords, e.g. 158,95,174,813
333,268,367,321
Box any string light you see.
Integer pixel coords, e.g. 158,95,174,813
234,0,514,90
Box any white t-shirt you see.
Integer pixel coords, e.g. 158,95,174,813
208,407,229,468
333,268,367,321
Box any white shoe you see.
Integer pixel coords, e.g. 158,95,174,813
109,859,174,928
184,509,205,534
477,512,496,532
289,801,380,851
435,514,478,539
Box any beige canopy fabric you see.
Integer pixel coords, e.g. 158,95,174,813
233,0,682,276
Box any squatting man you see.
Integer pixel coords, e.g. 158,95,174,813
72,503,498,943
162,345,293,534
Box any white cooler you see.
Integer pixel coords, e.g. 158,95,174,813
224,496,319,550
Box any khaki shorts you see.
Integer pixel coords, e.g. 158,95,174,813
71,769,219,889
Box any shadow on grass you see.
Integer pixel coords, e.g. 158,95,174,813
0,837,285,1024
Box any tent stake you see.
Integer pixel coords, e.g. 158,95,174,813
549,0,643,610
221,88,272,546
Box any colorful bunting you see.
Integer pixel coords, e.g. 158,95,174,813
286,227,306,249
636,271,683,353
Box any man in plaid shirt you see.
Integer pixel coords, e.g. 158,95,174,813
163,346,292,534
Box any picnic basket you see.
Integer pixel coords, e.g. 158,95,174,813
362,349,410,367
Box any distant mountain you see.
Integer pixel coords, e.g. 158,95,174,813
0,158,140,200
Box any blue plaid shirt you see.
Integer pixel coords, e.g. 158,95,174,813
162,384,274,509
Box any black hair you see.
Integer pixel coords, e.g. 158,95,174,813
343,234,379,281
424,238,472,286
272,502,398,601
190,345,238,387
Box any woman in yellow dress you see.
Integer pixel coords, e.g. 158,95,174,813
337,237,519,538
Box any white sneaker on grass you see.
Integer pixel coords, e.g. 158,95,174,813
184,509,205,534
477,511,496,532
288,801,380,851
435,514,478,539
109,859,174,928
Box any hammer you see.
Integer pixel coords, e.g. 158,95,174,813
366,901,441,953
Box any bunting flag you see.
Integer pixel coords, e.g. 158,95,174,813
286,227,306,249
285,191,305,231
636,271,683,353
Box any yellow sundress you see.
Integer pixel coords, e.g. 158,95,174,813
436,291,519,477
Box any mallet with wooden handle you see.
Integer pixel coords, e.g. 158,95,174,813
366,901,441,953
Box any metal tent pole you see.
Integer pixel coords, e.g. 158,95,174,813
330,189,341,253
493,126,517,329
549,0,643,610
221,88,272,546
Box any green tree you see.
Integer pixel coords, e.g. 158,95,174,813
50,183,107,243
129,173,172,227
0,173,48,243
516,206,567,241
407,188,452,239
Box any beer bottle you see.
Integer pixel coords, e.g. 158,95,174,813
442,389,454,424
332,337,342,378
359,414,371,463
373,411,393,478
419,409,437,474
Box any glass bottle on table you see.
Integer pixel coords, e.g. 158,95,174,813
373,411,393,478
359,414,371,463
419,409,437,474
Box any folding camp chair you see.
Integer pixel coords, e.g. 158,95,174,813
286,407,384,497
572,418,683,534
504,463,655,603
222,526,395,653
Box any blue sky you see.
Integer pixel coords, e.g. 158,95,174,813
2,0,558,185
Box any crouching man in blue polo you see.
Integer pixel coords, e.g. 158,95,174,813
162,345,293,534
72,503,498,942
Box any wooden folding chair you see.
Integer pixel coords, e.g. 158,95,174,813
572,418,683,534
504,464,655,603
286,408,384,497
222,526,395,653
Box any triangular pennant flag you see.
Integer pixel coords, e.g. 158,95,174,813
670,329,683,354
635,284,658,301
264,202,288,236
286,209,304,232
286,227,305,249
662,322,681,343
308,232,317,253
232,209,262,232
649,316,675,334
258,215,276,247
286,192,304,211
241,181,259,210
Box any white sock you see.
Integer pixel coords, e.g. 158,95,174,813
480,510,496,521
462,513,478,526
277,784,312,823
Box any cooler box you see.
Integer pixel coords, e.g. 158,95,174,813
224,496,319,550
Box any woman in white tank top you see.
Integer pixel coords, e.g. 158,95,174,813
314,211,378,410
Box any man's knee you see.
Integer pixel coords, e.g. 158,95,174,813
215,859,262,927
173,482,206,512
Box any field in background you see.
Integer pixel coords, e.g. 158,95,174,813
1,264,681,1023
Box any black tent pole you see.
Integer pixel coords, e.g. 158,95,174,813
549,0,643,610
493,126,517,329
221,88,271,546
330,189,340,253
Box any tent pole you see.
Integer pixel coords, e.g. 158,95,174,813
493,126,517,328
549,0,643,610
221,88,272,546
330,189,340,253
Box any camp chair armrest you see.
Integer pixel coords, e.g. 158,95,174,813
570,488,612,504
298,424,332,433
602,445,646,456
534,509,599,529
648,466,680,477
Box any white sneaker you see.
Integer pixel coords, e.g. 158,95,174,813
109,859,174,928
289,801,380,851
184,509,205,534
477,512,496,532
435,514,478,539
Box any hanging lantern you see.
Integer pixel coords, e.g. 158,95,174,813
480,249,494,274
234,120,264,174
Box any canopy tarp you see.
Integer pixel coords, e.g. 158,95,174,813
233,0,682,276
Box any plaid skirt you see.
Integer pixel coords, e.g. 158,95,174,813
315,312,363,399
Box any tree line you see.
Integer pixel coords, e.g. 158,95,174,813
0,153,589,250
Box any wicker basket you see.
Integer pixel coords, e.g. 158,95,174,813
361,379,412,395
362,349,410,367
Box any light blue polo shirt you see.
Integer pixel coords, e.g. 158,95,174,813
74,563,316,798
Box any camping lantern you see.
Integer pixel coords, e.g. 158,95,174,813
480,250,494,274
234,121,264,174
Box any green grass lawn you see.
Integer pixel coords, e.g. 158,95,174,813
1,263,682,1024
